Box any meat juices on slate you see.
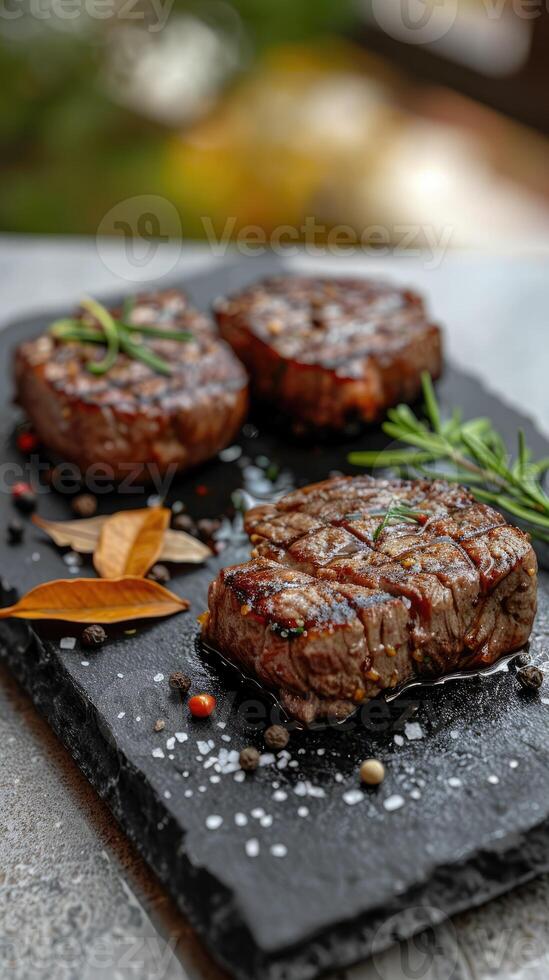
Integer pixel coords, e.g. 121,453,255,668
14,290,249,481
203,476,538,725
215,277,442,431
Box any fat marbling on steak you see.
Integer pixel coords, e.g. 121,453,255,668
203,476,538,724
214,277,442,431
14,290,248,480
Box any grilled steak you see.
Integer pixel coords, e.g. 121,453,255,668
14,290,248,481
214,277,442,431
203,476,537,724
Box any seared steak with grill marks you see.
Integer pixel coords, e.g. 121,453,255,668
214,277,442,431
14,290,248,480
203,476,537,724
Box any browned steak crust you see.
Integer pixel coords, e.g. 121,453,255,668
14,290,249,480
215,277,442,430
203,476,537,724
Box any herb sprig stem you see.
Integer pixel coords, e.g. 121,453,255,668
349,373,549,543
49,297,193,376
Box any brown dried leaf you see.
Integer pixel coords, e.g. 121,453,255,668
93,507,171,579
0,577,189,624
162,529,211,563
33,513,211,563
33,513,106,553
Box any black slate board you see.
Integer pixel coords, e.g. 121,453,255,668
2,257,549,980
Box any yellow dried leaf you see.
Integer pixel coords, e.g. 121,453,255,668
162,529,211,563
93,507,171,578
33,513,211,563
33,514,106,553
0,577,189,624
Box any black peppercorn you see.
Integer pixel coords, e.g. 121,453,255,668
169,671,191,694
7,519,24,544
81,624,107,647
71,493,98,518
517,665,544,692
264,725,289,751
239,747,260,772
148,563,170,585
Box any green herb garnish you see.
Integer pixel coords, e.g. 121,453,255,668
49,296,193,377
349,372,549,544
371,500,426,541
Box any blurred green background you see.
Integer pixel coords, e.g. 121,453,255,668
2,0,549,246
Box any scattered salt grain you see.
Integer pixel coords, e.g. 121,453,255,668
219,445,242,462
166,737,175,751
509,760,519,769
260,815,273,828
273,790,287,802
164,790,171,800
60,637,76,651
152,748,165,759
117,712,125,720
117,673,124,679
343,789,363,807
235,812,248,827
297,806,309,818
184,789,193,798
32,552,40,562
175,732,188,743
153,673,164,683
488,775,500,785
210,775,221,784
450,730,459,740
448,777,462,788
221,734,231,742
383,795,405,812
234,771,245,783
259,753,276,767
394,735,404,747
404,722,423,741
81,661,89,667
270,844,287,858
197,740,214,756
410,789,421,801
206,815,223,831
245,839,260,857
251,807,266,820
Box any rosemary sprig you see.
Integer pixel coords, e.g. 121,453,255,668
371,501,426,541
349,372,549,544
49,297,193,376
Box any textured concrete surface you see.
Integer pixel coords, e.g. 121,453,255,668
1,238,549,980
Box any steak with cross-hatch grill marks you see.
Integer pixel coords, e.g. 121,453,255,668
14,290,248,481
202,476,537,724
214,276,442,431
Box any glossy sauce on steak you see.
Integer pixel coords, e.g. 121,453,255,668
203,476,537,724
215,277,442,431
15,290,248,480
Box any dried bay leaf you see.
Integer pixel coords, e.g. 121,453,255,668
93,507,171,578
0,577,189,624
33,513,211,563
33,513,106,553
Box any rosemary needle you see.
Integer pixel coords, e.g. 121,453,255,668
349,372,549,544
49,296,193,377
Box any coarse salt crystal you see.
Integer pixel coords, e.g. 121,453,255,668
448,777,462,788
245,838,259,857
235,812,248,827
206,815,223,830
60,637,76,650
270,844,287,858
175,732,188,743
153,673,164,683
117,712,125,720
166,737,175,751
384,794,405,812
152,748,165,759
273,790,287,802
404,722,423,741
343,789,363,806
297,806,309,818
